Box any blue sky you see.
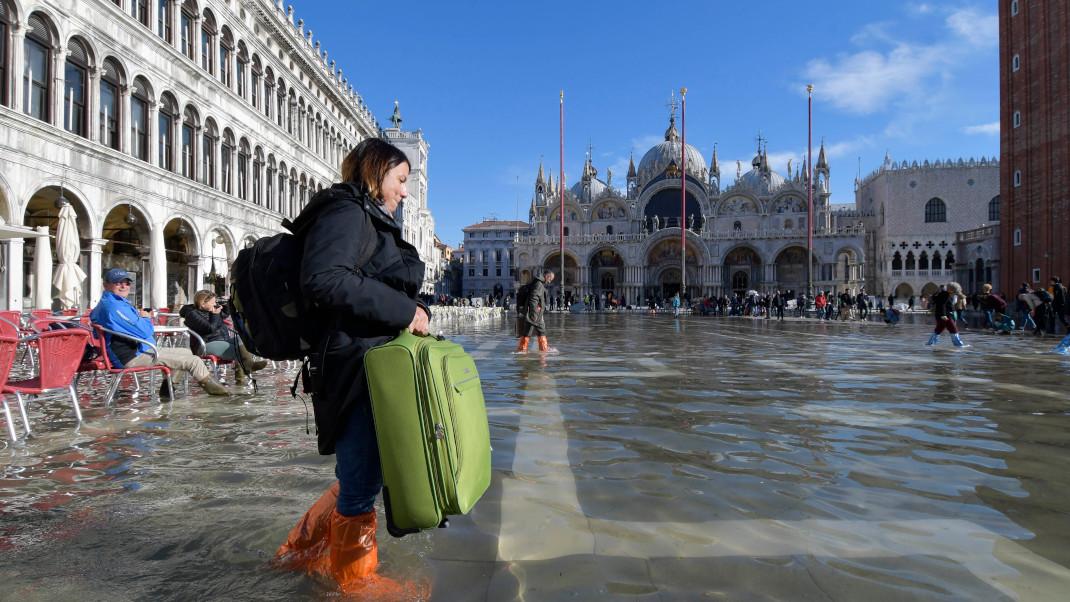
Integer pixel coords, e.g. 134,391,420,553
301,1,999,247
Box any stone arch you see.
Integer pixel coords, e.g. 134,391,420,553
893,283,914,300
0,170,16,224
773,245,815,295
639,178,704,231
21,180,95,235
920,282,940,299
835,246,863,284
540,250,579,289
591,199,625,220
101,201,154,307
201,224,237,296
162,216,199,308
587,245,625,294
770,193,806,214
722,244,763,295
22,184,94,306
646,236,704,299
715,193,761,217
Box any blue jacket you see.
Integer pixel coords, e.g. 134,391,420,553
90,291,155,367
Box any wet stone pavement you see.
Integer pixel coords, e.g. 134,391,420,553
2,313,1070,601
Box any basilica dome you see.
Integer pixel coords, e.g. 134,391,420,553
637,116,707,186
733,153,787,195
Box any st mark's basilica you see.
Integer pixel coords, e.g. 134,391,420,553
514,109,868,302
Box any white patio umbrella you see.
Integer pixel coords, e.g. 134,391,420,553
33,225,53,310
173,282,188,307
51,203,87,309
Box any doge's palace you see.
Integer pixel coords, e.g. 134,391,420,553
0,0,380,310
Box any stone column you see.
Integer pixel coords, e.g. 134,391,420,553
11,25,25,115
88,238,106,306
53,41,67,128
5,239,24,311
192,124,202,182
170,0,180,48
87,66,100,143
120,84,132,154
150,222,167,308
191,15,202,68
147,100,159,166
33,227,52,310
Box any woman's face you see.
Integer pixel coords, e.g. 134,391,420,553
197,296,216,311
379,162,410,215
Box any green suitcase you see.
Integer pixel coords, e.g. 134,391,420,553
364,331,492,537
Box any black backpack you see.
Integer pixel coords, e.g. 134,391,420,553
515,281,535,312
229,193,375,361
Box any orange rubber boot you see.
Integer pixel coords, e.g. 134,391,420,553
328,510,430,599
537,336,551,352
515,336,530,352
274,481,339,574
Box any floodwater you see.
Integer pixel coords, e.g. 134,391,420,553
2,313,1070,601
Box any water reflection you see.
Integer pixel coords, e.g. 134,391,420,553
2,314,1069,600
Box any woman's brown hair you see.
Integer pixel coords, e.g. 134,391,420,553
340,138,410,204
193,289,216,307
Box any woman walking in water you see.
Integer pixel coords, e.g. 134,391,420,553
927,282,968,348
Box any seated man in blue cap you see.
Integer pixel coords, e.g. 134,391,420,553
90,268,228,397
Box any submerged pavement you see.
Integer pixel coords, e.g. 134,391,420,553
2,313,1069,600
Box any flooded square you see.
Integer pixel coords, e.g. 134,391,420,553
2,313,1069,600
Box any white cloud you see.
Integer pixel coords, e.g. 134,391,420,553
963,121,999,135
908,3,934,15
946,8,998,47
804,44,946,115
801,6,996,116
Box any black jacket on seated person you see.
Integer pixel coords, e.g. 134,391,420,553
179,304,230,354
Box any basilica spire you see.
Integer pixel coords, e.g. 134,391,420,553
664,114,679,142
816,139,828,169
627,152,637,178
536,159,545,187
710,144,720,176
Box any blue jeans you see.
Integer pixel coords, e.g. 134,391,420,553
334,400,382,516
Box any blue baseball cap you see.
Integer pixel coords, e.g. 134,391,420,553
103,268,134,284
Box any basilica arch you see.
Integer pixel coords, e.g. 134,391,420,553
723,245,762,295
641,182,703,232
645,237,701,299
773,245,815,296
588,246,625,295
542,251,579,290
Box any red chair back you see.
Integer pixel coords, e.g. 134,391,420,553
79,327,112,372
61,309,79,316
0,317,20,339
0,336,19,390
35,329,91,390
29,310,52,320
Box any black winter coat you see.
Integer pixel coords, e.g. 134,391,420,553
295,183,425,455
179,304,229,353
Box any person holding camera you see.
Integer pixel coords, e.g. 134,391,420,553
179,290,267,378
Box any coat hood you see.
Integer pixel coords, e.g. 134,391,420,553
288,183,400,235
178,303,198,318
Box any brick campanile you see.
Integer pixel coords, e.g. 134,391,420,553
1000,0,1070,289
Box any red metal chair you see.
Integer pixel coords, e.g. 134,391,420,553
0,336,22,441
2,329,91,436
187,329,234,381
29,310,52,321
92,325,174,405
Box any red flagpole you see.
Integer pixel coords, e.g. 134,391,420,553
806,84,814,300
680,87,688,299
559,90,565,301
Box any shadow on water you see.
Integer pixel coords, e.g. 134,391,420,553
2,313,1070,600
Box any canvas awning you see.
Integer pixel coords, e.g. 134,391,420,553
0,223,50,240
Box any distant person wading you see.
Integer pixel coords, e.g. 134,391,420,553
516,270,556,353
